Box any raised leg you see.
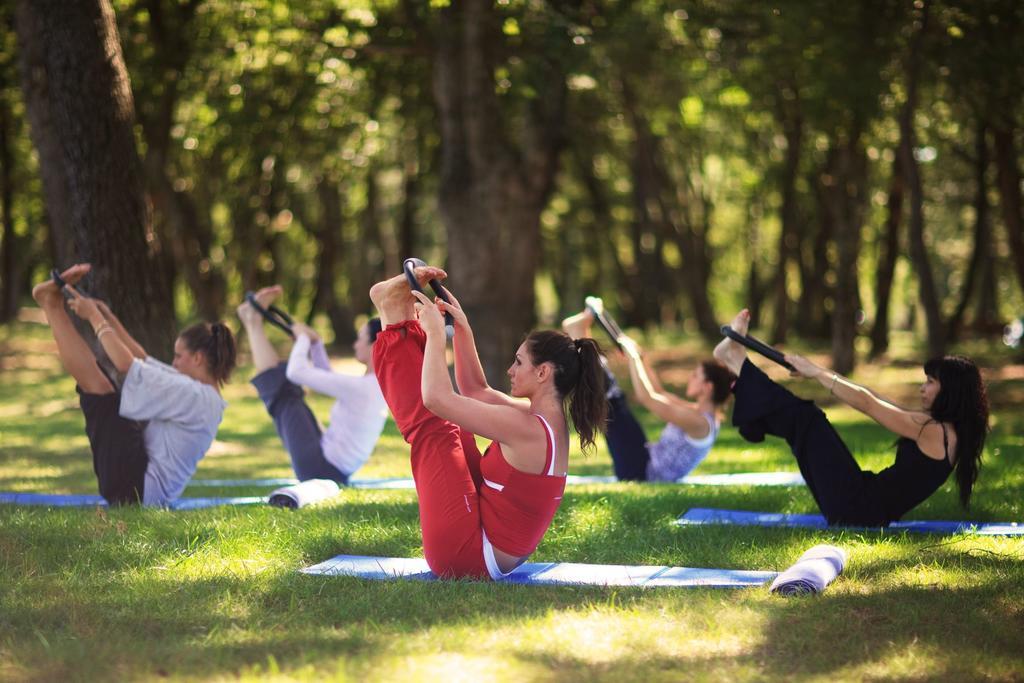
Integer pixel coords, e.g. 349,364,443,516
372,317,487,578
237,286,284,374
713,308,751,376
32,264,113,395
732,359,868,523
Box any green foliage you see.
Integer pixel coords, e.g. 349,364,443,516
2,0,1023,342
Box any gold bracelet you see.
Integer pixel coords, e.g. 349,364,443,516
96,325,115,339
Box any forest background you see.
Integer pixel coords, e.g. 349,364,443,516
1,0,1022,381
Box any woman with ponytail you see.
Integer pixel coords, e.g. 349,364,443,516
562,303,736,482
369,264,607,580
32,264,236,506
715,309,990,526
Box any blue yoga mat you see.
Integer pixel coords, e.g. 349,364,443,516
0,492,266,510
675,507,1024,536
188,471,805,489
301,554,777,588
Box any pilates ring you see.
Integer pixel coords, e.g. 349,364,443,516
720,325,796,371
584,296,626,349
245,291,295,338
403,257,454,338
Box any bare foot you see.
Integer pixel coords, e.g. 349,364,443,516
370,265,447,325
252,285,283,308
237,286,284,328
714,309,751,375
32,264,91,308
561,308,594,340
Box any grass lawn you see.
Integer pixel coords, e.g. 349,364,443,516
2,314,1023,682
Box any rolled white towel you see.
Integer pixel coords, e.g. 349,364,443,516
770,544,848,596
268,479,341,509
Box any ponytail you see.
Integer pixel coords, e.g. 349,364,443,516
701,360,737,405
179,321,237,386
525,330,608,452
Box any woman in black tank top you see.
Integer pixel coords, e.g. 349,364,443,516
713,309,990,526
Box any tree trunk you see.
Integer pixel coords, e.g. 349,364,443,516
622,83,668,328
947,121,992,342
432,0,566,385
993,126,1024,296
796,158,835,340
830,133,867,375
310,176,356,346
15,0,175,358
770,102,803,345
870,151,904,358
0,74,18,322
745,198,766,328
899,0,945,358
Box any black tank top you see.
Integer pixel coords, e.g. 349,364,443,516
871,435,953,523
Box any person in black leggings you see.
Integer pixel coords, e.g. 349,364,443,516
713,309,990,526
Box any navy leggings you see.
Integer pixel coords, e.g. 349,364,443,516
602,367,651,481
252,363,348,484
731,359,881,525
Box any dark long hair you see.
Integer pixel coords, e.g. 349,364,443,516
525,330,608,452
923,356,989,508
700,360,737,405
179,321,237,387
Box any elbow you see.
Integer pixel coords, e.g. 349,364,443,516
284,363,302,384
422,387,454,417
422,390,443,415
461,386,490,402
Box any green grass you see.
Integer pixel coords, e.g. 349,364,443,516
2,317,1024,682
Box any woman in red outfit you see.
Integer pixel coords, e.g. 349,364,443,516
369,265,607,579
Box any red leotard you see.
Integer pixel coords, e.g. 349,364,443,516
372,319,566,579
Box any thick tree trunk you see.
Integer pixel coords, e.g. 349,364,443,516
770,104,803,345
993,126,1024,297
15,0,175,358
870,151,904,357
432,0,566,385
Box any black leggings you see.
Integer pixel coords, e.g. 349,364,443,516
732,360,883,525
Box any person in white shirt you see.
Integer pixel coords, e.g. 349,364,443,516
32,264,236,506
237,286,388,483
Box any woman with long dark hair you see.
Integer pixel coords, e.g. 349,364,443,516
369,264,607,579
714,309,989,526
562,304,735,481
32,264,236,506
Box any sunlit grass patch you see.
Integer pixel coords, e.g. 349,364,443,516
2,317,1024,680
